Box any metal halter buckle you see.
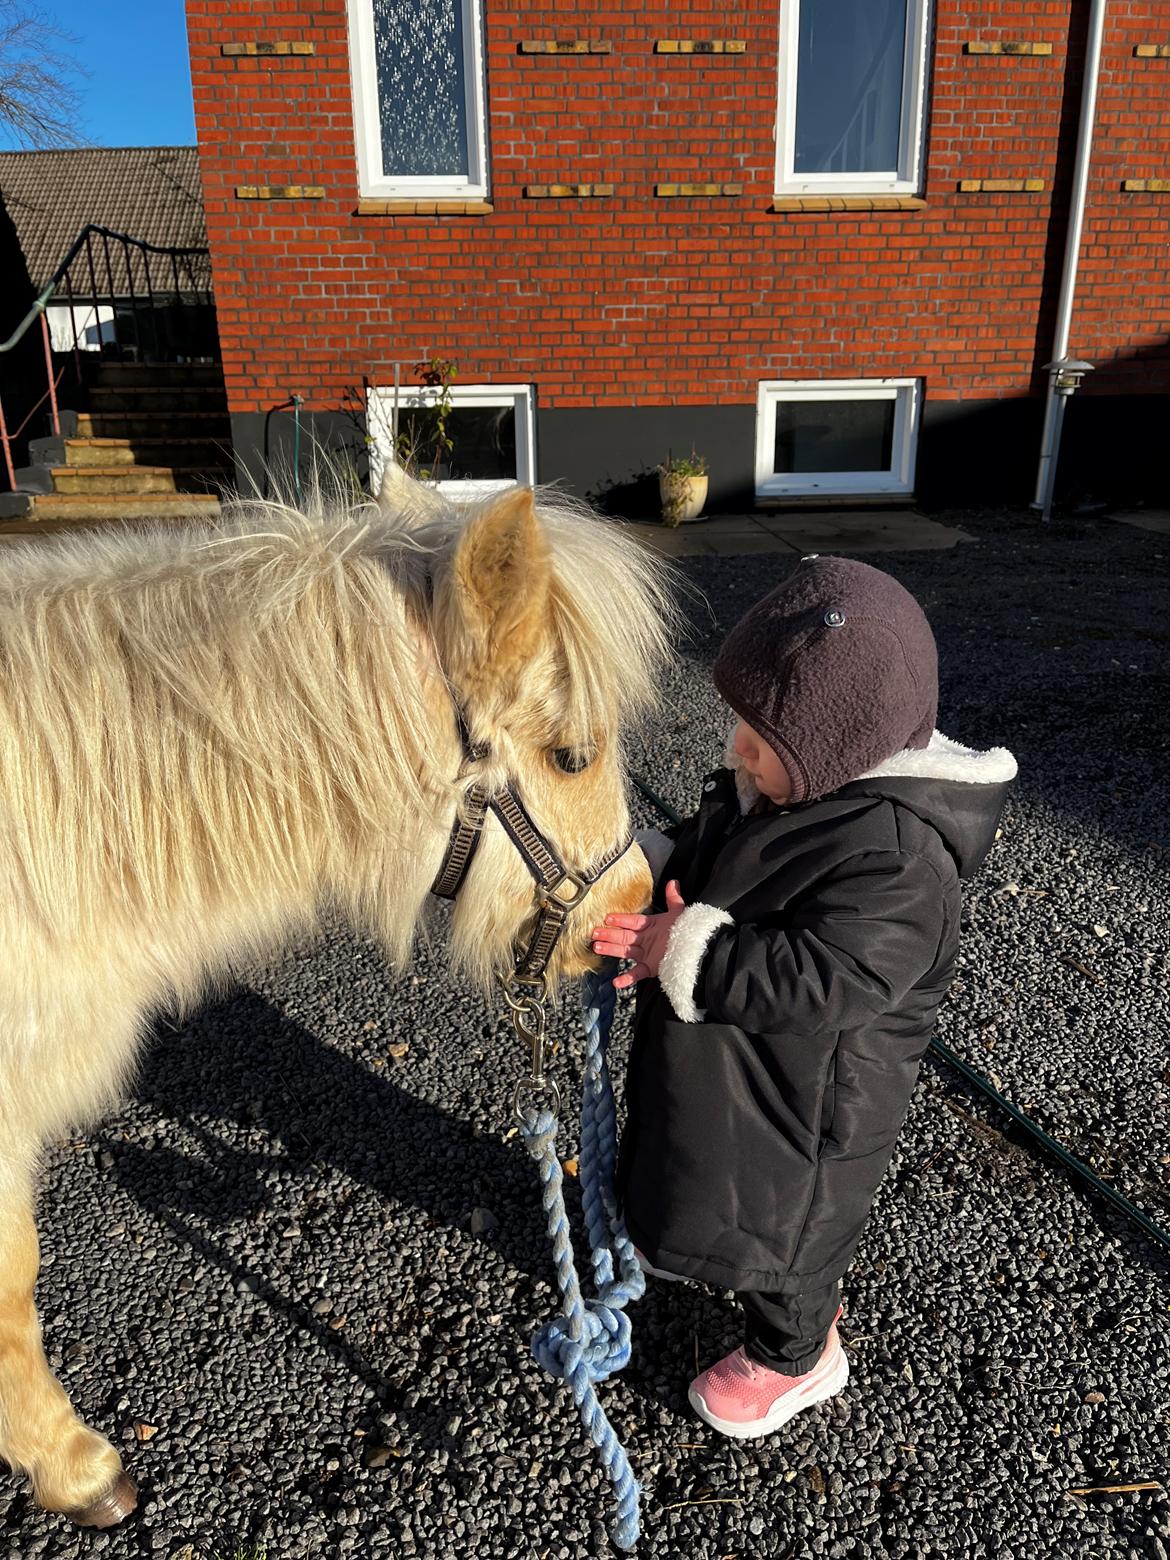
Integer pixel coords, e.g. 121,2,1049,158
538,870,592,910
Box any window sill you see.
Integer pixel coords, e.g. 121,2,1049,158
356,198,494,215
771,195,926,212
755,492,917,509
756,487,914,502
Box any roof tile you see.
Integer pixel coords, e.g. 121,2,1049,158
0,146,206,288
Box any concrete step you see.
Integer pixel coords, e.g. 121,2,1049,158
90,386,230,413
73,438,228,470
29,436,231,470
72,410,231,440
0,492,221,532
92,362,225,389
49,466,179,496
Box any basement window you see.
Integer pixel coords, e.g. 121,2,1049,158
371,384,535,498
347,0,489,198
755,380,920,498
775,0,931,195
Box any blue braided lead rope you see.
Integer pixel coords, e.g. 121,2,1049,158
518,965,646,1550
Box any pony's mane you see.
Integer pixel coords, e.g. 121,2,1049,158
0,479,675,941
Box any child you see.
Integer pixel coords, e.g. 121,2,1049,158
592,555,1016,1440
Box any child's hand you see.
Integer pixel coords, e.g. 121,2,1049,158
591,880,688,990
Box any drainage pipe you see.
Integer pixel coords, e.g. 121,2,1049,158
1031,0,1109,519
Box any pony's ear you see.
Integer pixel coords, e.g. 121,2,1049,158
450,488,551,687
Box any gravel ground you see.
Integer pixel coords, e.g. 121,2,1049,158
4,509,1168,1560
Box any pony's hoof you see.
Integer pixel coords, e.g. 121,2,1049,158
70,1472,138,1528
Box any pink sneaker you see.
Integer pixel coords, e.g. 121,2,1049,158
688,1327,849,1439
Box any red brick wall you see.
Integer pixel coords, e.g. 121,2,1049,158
187,0,1170,422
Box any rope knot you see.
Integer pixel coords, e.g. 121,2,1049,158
532,1300,633,1383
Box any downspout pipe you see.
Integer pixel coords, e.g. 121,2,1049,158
1031,0,1109,520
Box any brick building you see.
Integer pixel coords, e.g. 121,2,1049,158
186,1,1170,513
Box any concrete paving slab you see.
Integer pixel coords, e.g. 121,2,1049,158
758,510,976,552
623,509,975,556
1109,509,1170,536
622,517,800,557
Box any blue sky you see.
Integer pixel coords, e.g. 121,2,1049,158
1,0,196,149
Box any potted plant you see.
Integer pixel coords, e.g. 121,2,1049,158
657,450,709,526
395,357,458,482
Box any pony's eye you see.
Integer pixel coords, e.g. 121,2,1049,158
551,747,592,775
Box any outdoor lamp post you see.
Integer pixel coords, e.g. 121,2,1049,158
1032,358,1095,524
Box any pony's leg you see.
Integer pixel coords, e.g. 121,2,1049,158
0,1159,137,1525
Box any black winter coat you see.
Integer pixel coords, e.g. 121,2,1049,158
617,740,1014,1295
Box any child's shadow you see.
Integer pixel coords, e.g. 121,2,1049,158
621,1280,740,1420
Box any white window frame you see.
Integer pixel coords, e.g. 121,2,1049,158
775,0,931,195
755,379,921,498
371,383,535,500
347,0,490,199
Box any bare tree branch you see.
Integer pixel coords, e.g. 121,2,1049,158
0,1,85,149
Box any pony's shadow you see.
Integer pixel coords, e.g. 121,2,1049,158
101,988,563,1455
104,984,759,1434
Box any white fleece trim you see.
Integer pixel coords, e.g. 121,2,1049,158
723,725,763,815
659,902,733,1023
856,729,1018,786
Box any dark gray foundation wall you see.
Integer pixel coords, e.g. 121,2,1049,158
229,393,1170,513
538,405,756,517
916,394,1169,509
229,409,370,499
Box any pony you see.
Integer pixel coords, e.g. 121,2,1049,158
0,472,674,1527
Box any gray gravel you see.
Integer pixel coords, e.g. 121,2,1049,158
4,509,1169,1560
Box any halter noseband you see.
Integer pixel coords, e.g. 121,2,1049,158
430,712,633,987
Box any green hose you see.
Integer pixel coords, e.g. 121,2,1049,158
631,773,1170,1254
290,394,304,504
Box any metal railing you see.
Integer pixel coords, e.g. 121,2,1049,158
0,224,218,490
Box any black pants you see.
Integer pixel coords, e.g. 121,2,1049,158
740,1281,840,1376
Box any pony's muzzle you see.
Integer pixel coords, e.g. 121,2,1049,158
559,846,654,978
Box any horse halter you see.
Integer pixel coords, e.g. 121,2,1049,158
430,711,634,1118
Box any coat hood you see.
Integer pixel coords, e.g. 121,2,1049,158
727,728,1016,880
840,730,1017,879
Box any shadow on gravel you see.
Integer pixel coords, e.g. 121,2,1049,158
100,985,794,1432
918,1062,1170,1285
101,991,555,1455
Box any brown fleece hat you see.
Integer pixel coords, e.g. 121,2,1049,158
712,555,938,804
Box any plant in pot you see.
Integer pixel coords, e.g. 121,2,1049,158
657,450,709,526
395,356,458,482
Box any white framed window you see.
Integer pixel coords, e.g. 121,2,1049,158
755,379,921,498
775,0,931,195
371,384,535,499
347,0,489,199
46,304,116,352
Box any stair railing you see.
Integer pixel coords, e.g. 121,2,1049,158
0,224,216,490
